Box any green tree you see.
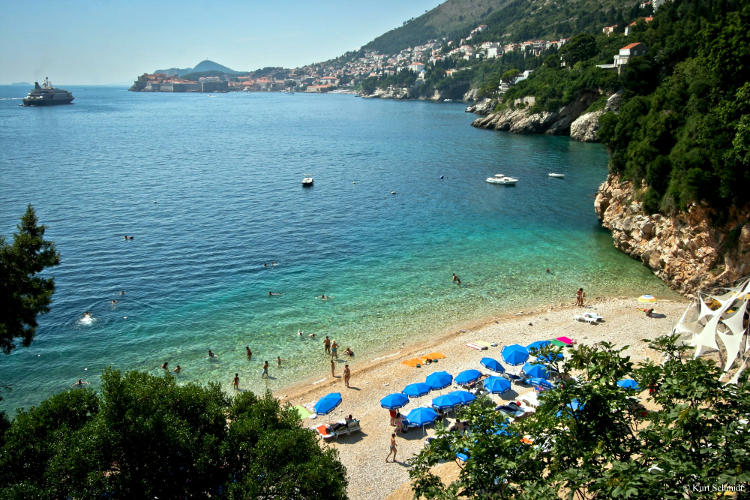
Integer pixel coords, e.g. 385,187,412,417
0,205,60,355
559,33,597,66
409,337,750,499
501,68,521,83
0,370,348,498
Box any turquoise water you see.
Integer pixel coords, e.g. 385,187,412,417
0,87,676,412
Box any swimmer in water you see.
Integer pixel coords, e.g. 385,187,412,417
208,349,216,358
246,346,252,360
308,332,316,338
173,365,181,373
83,311,91,318
268,291,281,296
111,299,117,305
120,290,126,295
161,362,168,370
72,379,89,387
320,294,328,300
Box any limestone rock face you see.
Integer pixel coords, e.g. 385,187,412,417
570,110,604,142
471,107,555,134
595,174,750,294
465,98,495,115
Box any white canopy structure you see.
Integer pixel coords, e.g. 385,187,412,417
673,277,750,380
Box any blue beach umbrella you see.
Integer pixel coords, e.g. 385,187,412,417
432,393,461,410
502,344,530,366
522,363,550,379
528,377,555,390
617,378,640,391
455,369,482,386
380,393,409,410
526,340,551,352
556,398,585,418
402,382,431,398
405,407,439,427
448,390,476,406
425,371,453,390
537,351,564,363
314,392,342,415
483,376,511,394
480,357,505,373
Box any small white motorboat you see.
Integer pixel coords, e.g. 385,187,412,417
548,173,565,178
486,173,518,185
302,176,314,187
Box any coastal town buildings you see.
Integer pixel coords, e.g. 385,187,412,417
130,8,654,96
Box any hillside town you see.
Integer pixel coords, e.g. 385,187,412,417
130,0,664,96
130,25,571,95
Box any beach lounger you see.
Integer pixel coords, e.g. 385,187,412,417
573,314,599,325
466,343,487,351
520,391,541,408
315,419,361,440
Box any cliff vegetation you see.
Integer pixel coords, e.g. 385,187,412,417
597,0,750,216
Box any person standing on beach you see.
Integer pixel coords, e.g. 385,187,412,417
330,359,335,377
576,288,585,307
331,341,338,359
246,346,252,360
386,433,397,462
343,364,351,388
262,361,269,378
324,336,331,355
452,273,461,286
277,356,282,367
233,373,240,390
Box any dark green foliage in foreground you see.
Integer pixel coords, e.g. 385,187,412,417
0,205,60,355
597,0,750,214
0,370,348,499
409,336,750,499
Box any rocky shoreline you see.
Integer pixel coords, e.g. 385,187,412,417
594,175,750,294
469,91,621,142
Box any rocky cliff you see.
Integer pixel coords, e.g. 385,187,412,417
471,92,621,141
594,174,750,294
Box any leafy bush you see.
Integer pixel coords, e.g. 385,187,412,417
0,370,347,498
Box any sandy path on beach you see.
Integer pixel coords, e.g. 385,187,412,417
277,296,689,500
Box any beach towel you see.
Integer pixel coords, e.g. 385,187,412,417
466,343,487,351
475,341,493,349
402,358,423,367
423,352,446,360
555,336,574,345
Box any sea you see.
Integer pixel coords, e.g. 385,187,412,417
0,85,678,413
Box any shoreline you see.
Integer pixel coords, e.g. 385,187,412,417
273,295,690,500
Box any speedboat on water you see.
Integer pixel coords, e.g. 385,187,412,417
22,77,74,106
486,173,518,185
548,173,565,178
302,176,314,187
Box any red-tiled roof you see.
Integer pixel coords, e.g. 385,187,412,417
622,42,644,50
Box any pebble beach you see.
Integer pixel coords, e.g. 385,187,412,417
278,296,690,500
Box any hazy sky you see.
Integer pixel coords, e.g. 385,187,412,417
1,0,444,85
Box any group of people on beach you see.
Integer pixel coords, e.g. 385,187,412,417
323,335,354,387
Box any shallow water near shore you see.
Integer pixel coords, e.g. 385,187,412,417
0,86,678,412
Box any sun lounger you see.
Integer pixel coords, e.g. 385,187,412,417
315,419,361,440
573,314,599,325
520,391,540,408
583,312,604,322
466,343,487,351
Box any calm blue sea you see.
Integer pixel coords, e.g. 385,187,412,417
0,86,676,412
